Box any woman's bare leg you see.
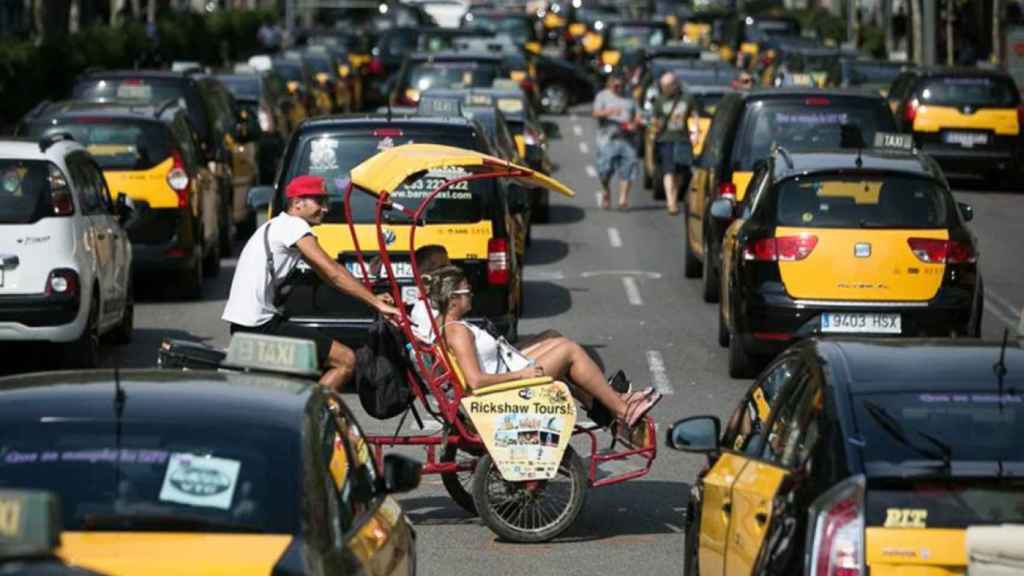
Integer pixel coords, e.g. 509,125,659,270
532,340,627,418
515,329,563,352
520,334,569,358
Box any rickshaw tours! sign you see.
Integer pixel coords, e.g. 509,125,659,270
462,382,577,481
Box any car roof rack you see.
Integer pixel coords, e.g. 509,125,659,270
39,132,75,153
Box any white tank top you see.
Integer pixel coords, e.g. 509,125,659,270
445,321,502,374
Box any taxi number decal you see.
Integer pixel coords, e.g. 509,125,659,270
884,508,928,528
0,499,22,537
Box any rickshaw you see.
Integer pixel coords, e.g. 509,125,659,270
345,143,658,542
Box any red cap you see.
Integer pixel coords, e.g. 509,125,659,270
285,175,327,199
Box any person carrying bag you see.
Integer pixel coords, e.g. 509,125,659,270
652,72,696,215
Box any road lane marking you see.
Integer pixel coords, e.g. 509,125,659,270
985,288,1020,321
608,227,622,247
524,269,566,281
985,301,1019,330
582,270,663,279
594,191,604,207
573,124,584,137
585,165,598,178
579,142,589,154
646,350,674,396
622,276,643,305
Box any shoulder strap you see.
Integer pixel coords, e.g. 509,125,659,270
263,222,279,310
656,94,682,139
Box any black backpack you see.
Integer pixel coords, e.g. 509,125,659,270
355,316,414,419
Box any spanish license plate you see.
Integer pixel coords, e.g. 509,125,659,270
345,261,413,279
820,312,901,334
943,131,989,148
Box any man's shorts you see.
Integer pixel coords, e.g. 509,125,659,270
656,141,693,175
230,316,335,368
596,138,640,182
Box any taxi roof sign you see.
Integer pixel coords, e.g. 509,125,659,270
224,333,320,378
0,490,61,560
873,132,914,151
417,95,463,117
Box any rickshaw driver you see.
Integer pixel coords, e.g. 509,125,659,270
222,175,400,392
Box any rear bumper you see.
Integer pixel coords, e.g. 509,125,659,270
288,313,517,349
131,241,199,273
734,282,976,358
0,292,82,341
917,142,1022,177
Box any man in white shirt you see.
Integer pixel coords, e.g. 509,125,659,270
223,175,398,392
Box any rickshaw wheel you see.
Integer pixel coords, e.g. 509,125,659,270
472,446,587,543
440,443,479,516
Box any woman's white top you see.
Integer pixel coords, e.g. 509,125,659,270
443,320,532,374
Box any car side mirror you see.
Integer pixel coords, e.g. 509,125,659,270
247,185,275,211
115,192,134,226
958,202,974,222
666,415,721,453
380,454,422,494
542,120,560,139
709,197,736,221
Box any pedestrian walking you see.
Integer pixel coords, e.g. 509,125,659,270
651,72,696,215
593,73,642,210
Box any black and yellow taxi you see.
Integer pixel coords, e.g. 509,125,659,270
669,337,1024,576
887,67,1024,187
0,490,105,575
722,12,801,69
713,139,982,377
19,100,233,298
247,111,528,345
390,52,507,107
0,332,420,575
768,42,840,88
679,10,735,51
684,89,897,304
595,20,672,79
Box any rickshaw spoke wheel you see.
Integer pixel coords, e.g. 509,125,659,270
472,446,587,543
441,443,479,516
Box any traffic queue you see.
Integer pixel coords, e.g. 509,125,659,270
1,0,1023,575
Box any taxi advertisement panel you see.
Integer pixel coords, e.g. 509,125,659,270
462,381,576,481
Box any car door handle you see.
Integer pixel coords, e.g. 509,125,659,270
754,512,768,525
721,501,732,514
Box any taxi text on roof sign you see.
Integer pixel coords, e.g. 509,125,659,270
224,333,320,377
874,132,914,151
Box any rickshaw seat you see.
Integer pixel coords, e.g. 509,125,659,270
419,340,554,398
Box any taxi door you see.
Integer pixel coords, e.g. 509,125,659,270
724,461,790,575
686,156,711,258
720,164,770,331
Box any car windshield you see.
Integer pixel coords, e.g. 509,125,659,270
750,19,800,40
785,52,837,72
854,392,1024,468
408,63,498,92
215,75,261,102
467,15,531,42
0,160,59,225
775,174,948,229
73,78,185,103
304,55,335,77
609,26,666,50
0,420,300,533
693,93,726,116
22,120,172,172
848,61,904,85
866,480,1024,527
654,62,738,87
273,62,305,83
286,131,490,224
732,99,896,170
918,76,1020,108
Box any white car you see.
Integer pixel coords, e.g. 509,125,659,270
0,134,133,367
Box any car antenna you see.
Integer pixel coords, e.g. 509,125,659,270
995,327,1009,414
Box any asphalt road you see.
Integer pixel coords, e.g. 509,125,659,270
15,106,1021,574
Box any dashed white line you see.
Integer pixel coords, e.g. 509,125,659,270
985,301,1019,330
585,165,598,178
594,191,604,207
579,141,590,154
985,288,1020,321
622,276,643,306
646,350,675,396
572,124,584,137
607,227,622,247
524,269,567,281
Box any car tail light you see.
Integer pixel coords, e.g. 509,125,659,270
258,102,274,133
166,149,190,207
718,181,736,200
45,269,79,297
805,97,831,106
367,57,384,76
48,164,74,216
373,128,403,138
520,78,535,94
487,238,509,285
904,98,919,125
907,238,975,263
807,475,865,576
742,235,818,262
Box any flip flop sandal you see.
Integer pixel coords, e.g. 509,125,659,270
624,389,662,429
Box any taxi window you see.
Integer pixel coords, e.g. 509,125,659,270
733,100,896,171
866,481,1024,528
855,392,1024,467
73,78,184,103
466,15,531,43
0,160,61,224
0,420,300,533
721,358,801,455
22,120,173,172
409,63,498,92
760,368,821,468
609,26,666,50
848,62,904,86
775,174,948,229
286,131,490,224
918,76,1020,108
217,75,262,102
694,93,724,117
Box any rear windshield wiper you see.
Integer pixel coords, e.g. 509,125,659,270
81,512,265,534
862,400,953,472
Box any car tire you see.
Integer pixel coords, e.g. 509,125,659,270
65,292,100,369
541,82,570,115
203,233,221,278
728,331,755,379
111,278,134,345
717,305,730,348
683,497,701,576
683,207,701,279
701,236,719,303
440,443,480,516
180,245,204,300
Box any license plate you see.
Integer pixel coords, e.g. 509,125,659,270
943,131,989,148
345,261,413,279
401,286,421,305
820,312,901,334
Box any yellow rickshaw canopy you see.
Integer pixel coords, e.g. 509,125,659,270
349,143,575,199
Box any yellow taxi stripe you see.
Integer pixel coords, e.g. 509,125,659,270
866,527,965,570
314,221,493,260
59,532,293,576
914,106,1020,135
103,157,178,209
